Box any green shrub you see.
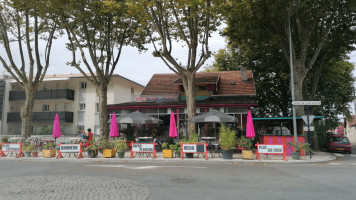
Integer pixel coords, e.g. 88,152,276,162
219,124,236,150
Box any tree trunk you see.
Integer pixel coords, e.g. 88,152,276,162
181,72,197,138
20,87,36,138
97,85,109,139
293,61,306,117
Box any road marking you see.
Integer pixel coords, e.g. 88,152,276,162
86,165,207,170
333,153,344,157
328,163,341,165
350,155,356,158
87,165,126,168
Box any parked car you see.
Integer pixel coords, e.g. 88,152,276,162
327,135,352,154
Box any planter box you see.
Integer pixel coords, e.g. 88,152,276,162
162,149,173,158
43,149,56,158
241,150,253,160
31,152,39,157
103,149,116,158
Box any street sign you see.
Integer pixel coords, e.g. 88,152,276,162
292,101,321,106
302,115,315,125
304,126,314,131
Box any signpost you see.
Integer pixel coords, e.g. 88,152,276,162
293,101,320,159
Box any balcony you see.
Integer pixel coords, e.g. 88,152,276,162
9,89,75,101
7,111,74,123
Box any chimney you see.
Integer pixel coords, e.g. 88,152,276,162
241,66,248,83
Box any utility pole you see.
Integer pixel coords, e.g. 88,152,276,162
288,10,298,146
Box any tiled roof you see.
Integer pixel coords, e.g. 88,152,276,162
141,70,256,96
173,74,220,84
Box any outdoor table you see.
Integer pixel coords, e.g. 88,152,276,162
138,137,153,143
201,137,216,157
9,137,25,143
68,138,84,143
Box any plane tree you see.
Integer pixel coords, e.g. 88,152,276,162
50,0,145,138
0,0,57,137
127,0,224,136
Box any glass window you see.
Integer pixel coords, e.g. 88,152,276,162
42,104,50,112
96,103,99,113
79,103,86,111
80,82,87,89
199,86,207,91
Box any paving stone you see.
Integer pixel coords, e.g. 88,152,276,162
0,175,149,200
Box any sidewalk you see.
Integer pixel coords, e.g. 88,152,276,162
0,150,336,164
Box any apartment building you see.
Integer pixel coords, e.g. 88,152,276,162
1,73,144,136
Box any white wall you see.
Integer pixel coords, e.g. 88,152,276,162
1,75,144,136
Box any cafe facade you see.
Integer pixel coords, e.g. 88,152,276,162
107,70,257,141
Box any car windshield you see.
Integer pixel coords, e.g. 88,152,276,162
332,137,349,144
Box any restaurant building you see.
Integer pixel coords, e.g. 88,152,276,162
107,69,257,140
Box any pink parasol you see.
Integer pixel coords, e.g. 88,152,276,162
52,113,61,144
110,112,120,137
169,111,178,138
246,109,255,138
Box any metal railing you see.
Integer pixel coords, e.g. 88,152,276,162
9,89,75,101
7,111,74,123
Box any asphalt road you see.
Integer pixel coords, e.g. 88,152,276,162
1,151,356,200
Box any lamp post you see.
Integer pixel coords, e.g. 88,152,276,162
288,10,298,146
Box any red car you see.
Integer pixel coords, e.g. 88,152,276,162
327,135,352,154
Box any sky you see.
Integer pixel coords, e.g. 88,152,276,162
37,31,227,87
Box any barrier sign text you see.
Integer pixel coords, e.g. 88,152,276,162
132,143,154,152
60,144,81,153
258,145,284,154
130,142,156,159
2,144,20,152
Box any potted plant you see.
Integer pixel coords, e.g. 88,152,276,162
42,142,56,158
85,138,99,158
219,124,236,159
114,137,128,158
287,141,312,160
162,142,173,158
99,139,115,158
237,136,253,159
22,144,36,157
169,143,181,158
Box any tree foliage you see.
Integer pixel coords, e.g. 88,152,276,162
127,0,224,136
224,0,356,116
50,0,145,138
0,0,57,137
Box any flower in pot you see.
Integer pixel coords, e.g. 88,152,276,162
169,143,181,158
85,138,99,158
287,141,312,160
42,142,56,158
22,144,36,157
162,142,173,158
237,136,253,159
99,139,115,158
219,124,236,159
114,137,128,158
